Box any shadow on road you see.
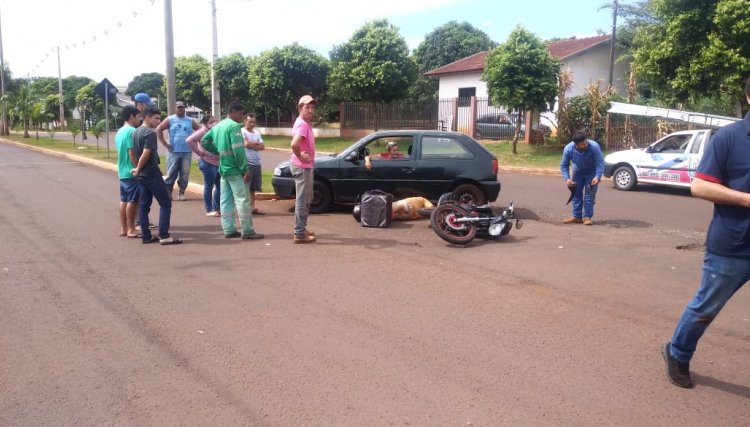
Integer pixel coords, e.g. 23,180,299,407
693,373,750,399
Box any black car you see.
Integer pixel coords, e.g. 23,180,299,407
272,130,501,213
475,113,552,140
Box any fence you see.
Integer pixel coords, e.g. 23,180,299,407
605,114,702,151
341,100,441,131
340,97,528,141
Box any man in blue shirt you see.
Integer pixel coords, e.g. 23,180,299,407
560,132,605,225
662,77,750,388
155,101,200,201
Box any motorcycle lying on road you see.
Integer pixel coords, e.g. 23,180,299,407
428,192,523,245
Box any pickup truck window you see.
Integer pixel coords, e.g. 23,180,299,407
690,132,707,154
654,134,691,154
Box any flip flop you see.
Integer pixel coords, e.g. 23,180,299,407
252,209,266,215
127,233,141,238
159,236,183,245
119,233,127,237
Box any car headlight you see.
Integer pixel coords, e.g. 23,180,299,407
274,167,282,176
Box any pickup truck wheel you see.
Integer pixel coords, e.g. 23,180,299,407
309,180,333,213
613,166,637,191
453,183,486,205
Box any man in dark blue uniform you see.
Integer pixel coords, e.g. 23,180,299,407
663,77,750,388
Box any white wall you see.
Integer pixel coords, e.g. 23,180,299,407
562,45,630,98
437,72,487,99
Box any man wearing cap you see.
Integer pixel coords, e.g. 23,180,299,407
155,101,200,201
133,93,154,112
290,95,317,243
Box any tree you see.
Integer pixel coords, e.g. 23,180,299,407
248,43,329,120
62,76,94,122
12,83,36,138
215,53,250,108
126,72,165,103
328,19,416,108
633,0,750,113
410,21,495,101
482,26,559,154
174,55,211,111
67,118,80,145
75,82,103,141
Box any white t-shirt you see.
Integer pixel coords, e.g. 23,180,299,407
241,128,264,166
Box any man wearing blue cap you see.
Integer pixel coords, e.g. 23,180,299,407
133,93,154,111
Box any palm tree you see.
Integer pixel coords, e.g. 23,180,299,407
12,84,36,138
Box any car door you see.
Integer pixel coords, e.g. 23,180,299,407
334,134,416,202
414,134,477,200
635,132,696,185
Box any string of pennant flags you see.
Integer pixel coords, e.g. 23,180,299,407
24,0,158,78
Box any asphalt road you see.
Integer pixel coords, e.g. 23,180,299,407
1,142,748,426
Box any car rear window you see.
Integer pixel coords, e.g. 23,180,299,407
420,136,474,159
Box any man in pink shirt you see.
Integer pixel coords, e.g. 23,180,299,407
290,95,317,243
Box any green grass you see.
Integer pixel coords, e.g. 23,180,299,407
482,141,566,169
262,135,568,169
261,135,356,154
5,133,571,185
3,134,275,193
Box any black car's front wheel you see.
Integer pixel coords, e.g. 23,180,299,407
452,183,486,205
309,180,333,213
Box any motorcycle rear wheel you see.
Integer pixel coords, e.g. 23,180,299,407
430,204,477,245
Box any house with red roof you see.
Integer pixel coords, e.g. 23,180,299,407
424,34,629,101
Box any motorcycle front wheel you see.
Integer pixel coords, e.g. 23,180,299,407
430,204,477,245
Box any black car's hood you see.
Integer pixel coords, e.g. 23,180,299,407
275,155,335,170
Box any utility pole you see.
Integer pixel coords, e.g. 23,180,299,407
608,0,619,88
164,0,176,115
57,46,65,129
210,0,221,117
0,6,7,135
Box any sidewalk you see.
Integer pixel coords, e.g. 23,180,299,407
1,137,562,200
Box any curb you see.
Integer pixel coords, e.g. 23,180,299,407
1,138,279,200
2,138,575,195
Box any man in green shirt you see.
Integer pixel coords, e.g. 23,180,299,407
201,101,264,240
116,106,141,238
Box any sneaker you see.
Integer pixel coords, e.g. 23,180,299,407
661,342,694,388
224,231,241,239
178,192,186,201
583,217,594,225
563,217,583,224
242,232,264,240
293,234,316,244
206,211,220,217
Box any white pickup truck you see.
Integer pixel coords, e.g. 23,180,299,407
603,129,715,191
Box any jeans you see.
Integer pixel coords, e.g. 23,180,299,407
164,151,192,194
198,159,220,213
220,174,254,236
137,175,172,241
670,252,750,363
291,164,313,237
571,172,598,218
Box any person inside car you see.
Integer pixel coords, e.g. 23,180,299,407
365,141,404,170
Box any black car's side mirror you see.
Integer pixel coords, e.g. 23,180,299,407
345,152,358,162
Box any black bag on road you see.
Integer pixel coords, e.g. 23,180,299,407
359,190,393,228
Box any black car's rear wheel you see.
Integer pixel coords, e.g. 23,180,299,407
452,183,485,205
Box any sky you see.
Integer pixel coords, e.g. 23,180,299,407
1,0,615,87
